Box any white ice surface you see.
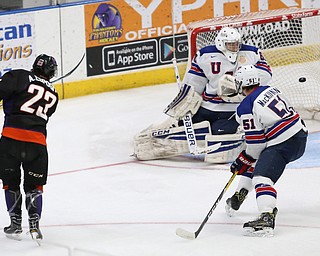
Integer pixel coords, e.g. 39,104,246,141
0,83,319,256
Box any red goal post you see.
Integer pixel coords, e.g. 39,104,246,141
186,8,320,120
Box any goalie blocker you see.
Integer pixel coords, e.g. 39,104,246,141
164,83,202,119
133,120,244,163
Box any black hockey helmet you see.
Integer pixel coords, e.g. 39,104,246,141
32,54,57,80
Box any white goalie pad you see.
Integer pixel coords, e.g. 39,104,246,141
204,133,245,163
164,84,202,119
139,117,179,133
133,121,211,160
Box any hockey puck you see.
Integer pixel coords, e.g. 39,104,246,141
299,77,306,82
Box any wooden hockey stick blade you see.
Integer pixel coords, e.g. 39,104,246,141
191,142,221,155
176,228,196,240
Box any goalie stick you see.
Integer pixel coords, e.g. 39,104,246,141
169,7,202,155
172,58,221,155
169,8,221,155
51,53,85,83
176,171,238,240
172,57,197,153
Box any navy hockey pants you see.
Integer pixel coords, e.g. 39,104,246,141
253,129,308,184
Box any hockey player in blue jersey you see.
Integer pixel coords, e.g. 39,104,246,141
134,27,272,162
225,65,308,236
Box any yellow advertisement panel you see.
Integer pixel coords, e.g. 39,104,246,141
84,0,302,77
85,0,302,46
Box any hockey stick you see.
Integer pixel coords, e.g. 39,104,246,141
176,171,238,240
170,6,220,155
172,57,197,153
51,53,85,83
172,58,221,155
170,6,200,154
0,53,86,108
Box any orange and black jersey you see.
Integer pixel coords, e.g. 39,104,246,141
0,69,58,145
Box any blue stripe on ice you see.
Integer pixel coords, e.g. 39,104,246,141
287,132,320,169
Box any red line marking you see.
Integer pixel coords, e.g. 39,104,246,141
135,161,228,170
49,154,320,177
49,156,230,177
39,221,320,230
49,160,137,176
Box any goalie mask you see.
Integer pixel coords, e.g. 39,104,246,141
235,65,260,95
32,54,58,80
215,27,242,63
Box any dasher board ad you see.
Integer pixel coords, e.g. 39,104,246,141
0,12,36,77
84,1,189,76
84,0,306,77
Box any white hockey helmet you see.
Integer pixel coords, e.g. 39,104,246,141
215,27,242,63
235,65,260,94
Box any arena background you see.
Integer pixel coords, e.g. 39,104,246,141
0,0,319,100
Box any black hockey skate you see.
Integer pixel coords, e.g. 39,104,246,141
225,188,249,217
243,207,278,237
29,214,43,245
4,215,23,241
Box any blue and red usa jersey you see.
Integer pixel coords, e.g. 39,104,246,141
183,44,272,112
236,85,306,159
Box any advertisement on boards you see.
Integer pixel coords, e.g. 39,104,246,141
0,13,35,77
84,0,302,77
84,1,191,76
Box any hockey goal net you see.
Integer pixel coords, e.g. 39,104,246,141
186,8,320,120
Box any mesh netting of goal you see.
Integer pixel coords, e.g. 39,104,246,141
186,8,320,120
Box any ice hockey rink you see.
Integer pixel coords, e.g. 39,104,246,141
0,82,319,256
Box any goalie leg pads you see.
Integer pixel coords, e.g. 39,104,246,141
133,121,211,160
204,133,245,163
139,117,179,134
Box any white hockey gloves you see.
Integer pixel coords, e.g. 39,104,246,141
164,84,202,119
217,74,244,103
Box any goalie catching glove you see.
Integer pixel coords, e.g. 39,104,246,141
217,74,244,103
164,84,202,119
